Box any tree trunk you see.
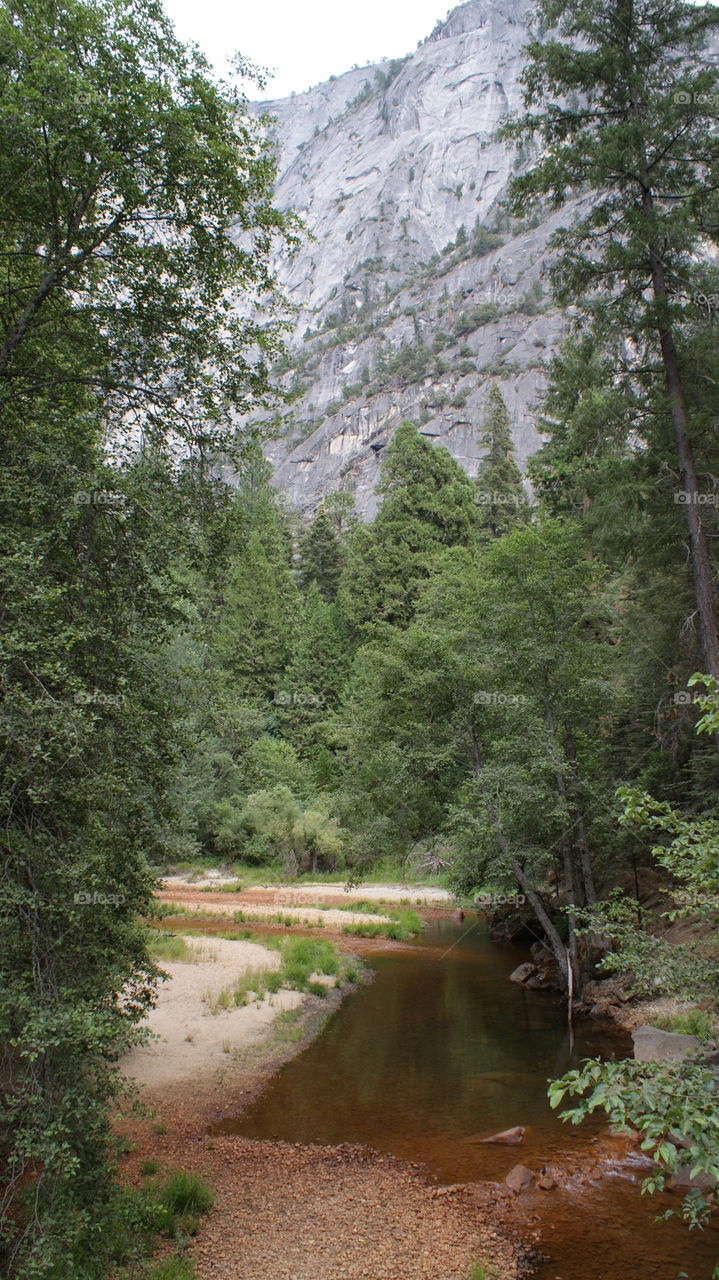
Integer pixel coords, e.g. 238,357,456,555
565,728,596,906
640,173,719,680
470,727,572,996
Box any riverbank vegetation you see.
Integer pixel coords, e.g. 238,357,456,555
3,0,719,1274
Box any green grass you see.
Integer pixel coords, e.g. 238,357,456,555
203,936,357,1013
138,1168,214,1262
231,908,324,928
337,899,384,915
145,1255,197,1280
342,908,423,941
155,1169,214,1216
653,1008,716,1041
271,1006,306,1043
148,900,191,919
147,933,195,961
141,1158,160,1176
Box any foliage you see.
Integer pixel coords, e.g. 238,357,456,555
549,1059,719,1227
549,689,719,1243
475,385,529,539
0,0,292,1272
338,423,479,634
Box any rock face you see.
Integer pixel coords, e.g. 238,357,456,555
632,1026,702,1063
248,0,575,518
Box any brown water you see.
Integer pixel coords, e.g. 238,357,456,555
214,915,719,1279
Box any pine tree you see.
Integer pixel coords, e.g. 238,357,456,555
474,385,528,538
276,583,350,759
298,511,343,600
504,0,719,675
212,527,297,700
337,422,479,634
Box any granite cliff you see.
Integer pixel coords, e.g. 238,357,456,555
251,0,573,518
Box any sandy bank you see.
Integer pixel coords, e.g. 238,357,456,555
121,936,305,1090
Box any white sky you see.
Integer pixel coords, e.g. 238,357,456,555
161,0,449,99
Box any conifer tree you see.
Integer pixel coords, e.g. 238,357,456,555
298,510,344,600
475,384,529,538
505,0,719,675
338,422,479,634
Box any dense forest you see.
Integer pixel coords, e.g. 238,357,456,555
2,0,719,1276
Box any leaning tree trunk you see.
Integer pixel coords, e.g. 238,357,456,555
470,728,573,997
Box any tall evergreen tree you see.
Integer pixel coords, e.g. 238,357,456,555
337,422,479,634
276,584,350,760
475,384,529,538
505,0,719,675
298,510,344,600
0,0,292,1271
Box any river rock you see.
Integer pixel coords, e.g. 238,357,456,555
632,1026,701,1062
668,1167,717,1192
509,963,537,985
537,1167,556,1190
479,1126,526,1146
505,1164,535,1195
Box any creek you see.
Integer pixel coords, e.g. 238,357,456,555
214,915,719,1279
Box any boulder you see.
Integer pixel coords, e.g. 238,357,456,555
509,962,537,985
668,1167,717,1193
632,1026,701,1063
537,1167,556,1191
505,1164,535,1195
479,1126,526,1146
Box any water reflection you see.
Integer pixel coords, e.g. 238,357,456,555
213,915,718,1279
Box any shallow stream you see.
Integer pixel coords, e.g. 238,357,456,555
214,915,719,1279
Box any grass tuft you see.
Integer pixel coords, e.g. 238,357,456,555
145,1254,197,1280
653,1008,716,1041
156,1168,214,1216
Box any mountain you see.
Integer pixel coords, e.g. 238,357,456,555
251,0,573,519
